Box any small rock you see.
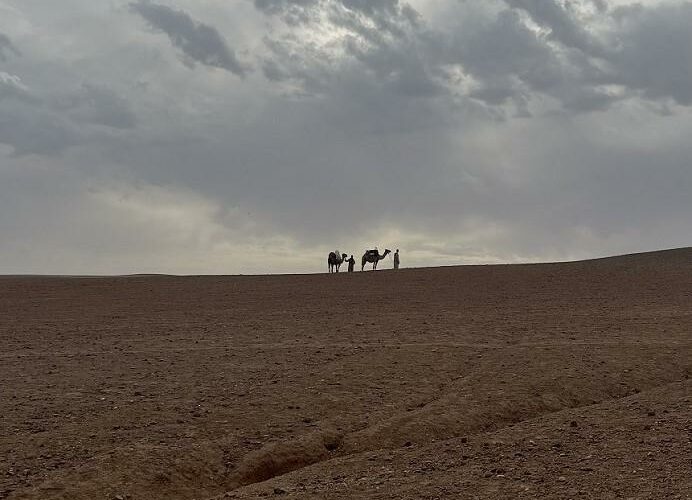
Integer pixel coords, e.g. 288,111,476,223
558,476,567,482
273,487,286,495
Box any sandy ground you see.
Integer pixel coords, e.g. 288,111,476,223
1,248,690,499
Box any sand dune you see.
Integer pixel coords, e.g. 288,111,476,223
1,248,690,499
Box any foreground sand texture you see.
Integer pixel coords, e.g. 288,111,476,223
1,249,691,499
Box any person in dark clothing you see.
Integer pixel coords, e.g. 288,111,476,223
347,255,356,272
393,249,400,269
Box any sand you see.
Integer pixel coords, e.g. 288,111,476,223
1,248,690,499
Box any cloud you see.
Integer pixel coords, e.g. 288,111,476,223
253,0,692,115
0,32,20,61
609,2,692,106
129,1,248,76
0,77,135,155
2,0,692,274
0,72,29,100
62,84,138,130
255,0,447,100
505,0,611,58
0,73,78,156
0,107,79,156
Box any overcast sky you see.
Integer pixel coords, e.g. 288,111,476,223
1,0,691,274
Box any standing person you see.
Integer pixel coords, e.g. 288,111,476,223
393,249,400,269
347,255,356,273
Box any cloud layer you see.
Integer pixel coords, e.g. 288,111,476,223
0,0,691,274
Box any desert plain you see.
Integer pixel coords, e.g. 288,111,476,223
1,248,691,499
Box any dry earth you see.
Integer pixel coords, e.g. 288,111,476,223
1,248,690,499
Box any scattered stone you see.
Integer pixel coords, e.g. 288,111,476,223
273,487,286,495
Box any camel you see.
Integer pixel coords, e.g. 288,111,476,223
361,248,391,271
328,251,348,273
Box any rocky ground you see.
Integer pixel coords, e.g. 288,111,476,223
1,248,690,499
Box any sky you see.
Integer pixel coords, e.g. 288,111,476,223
1,0,691,274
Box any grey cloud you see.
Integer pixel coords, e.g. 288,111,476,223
610,3,692,106
254,0,319,15
259,0,446,100
257,0,692,115
0,107,79,156
0,32,20,61
62,84,138,130
0,73,79,155
0,76,135,155
451,1,692,113
505,0,610,58
130,1,248,76
0,72,31,101
4,0,692,275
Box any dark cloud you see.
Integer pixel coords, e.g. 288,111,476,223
0,32,20,61
129,1,247,76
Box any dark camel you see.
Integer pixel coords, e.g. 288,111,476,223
328,251,348,273
361,249,391,271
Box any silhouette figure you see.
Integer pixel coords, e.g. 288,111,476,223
394,249,400,269
347,255,355,273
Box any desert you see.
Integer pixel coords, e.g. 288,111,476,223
1,248,690,499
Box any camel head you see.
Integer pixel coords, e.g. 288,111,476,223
383,249,392,257
342,253,348,260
